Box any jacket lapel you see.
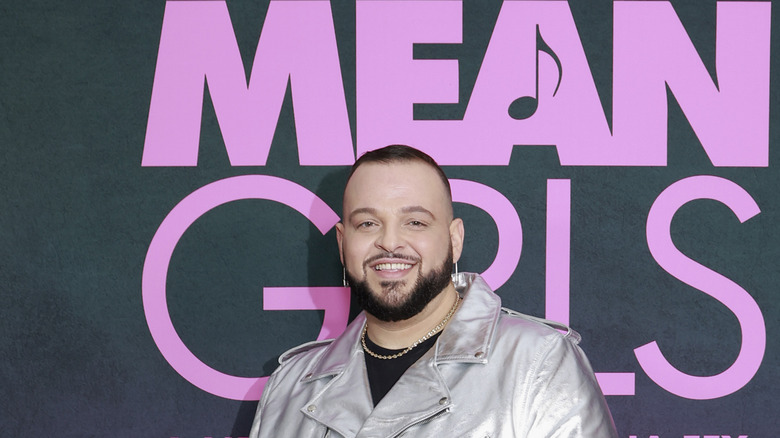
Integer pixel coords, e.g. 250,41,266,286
298,315,373,438
357,349,451,437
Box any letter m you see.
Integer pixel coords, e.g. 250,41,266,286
143,1,353,166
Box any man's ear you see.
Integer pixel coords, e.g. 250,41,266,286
335,222,345,265
449,218,465,263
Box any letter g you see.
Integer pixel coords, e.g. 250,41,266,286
142,175,348,400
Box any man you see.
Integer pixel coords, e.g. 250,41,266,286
250,145,618,437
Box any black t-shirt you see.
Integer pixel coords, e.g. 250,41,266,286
363,331,442,406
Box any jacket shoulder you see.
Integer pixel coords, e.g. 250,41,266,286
499,307,582,344
278,339,334,364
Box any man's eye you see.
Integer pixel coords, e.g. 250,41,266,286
408,220,426,227
357,221,375,228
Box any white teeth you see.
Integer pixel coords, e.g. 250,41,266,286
374,263,412,271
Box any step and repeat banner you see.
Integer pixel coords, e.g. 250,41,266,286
2,1,777,437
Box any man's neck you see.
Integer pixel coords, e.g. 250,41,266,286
365,283,460,350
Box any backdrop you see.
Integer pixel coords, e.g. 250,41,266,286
1,1,777,437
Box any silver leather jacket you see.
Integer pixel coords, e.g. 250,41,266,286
250,273,618,437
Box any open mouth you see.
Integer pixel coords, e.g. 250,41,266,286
373,262,413,271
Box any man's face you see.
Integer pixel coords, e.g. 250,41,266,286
336,161,464,322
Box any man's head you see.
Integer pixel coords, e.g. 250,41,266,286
336,145,464,322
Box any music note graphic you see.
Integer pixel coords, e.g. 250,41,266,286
508,25,563,120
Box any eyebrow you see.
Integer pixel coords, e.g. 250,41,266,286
347,206,436,221
348,207,378,222
400,205,436,220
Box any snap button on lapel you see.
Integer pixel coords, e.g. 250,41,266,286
474,351,484,358
307,404,317,412
438,397,448,405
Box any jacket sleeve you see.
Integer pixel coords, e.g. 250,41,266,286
516,332,619,438
248,366,282,438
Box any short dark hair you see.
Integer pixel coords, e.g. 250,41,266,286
347,145,452,200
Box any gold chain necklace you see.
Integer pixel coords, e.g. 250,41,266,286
361,293,461,360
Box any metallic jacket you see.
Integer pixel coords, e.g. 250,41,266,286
249,273,618,438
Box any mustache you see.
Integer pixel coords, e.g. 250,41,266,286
363,252,420,266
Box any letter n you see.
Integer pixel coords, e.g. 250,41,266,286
615,2,770,167
143,1,353,167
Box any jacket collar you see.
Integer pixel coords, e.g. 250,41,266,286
435,273,500,364
298,273,501,436
301,273,500,381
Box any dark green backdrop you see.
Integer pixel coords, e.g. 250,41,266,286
1,1,777,436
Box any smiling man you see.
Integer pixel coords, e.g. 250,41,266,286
249,145,618,437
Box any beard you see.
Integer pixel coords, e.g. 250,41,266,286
346,246,454,322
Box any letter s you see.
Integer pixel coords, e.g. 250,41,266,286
638,175,765,399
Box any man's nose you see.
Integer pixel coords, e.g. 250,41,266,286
375,226,404,252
